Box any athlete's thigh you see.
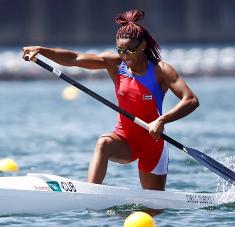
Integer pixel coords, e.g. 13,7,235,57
100,132,133,164
139,170,167,191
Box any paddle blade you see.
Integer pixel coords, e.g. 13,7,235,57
184,147,235,185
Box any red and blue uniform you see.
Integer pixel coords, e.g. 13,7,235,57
114,61,169,174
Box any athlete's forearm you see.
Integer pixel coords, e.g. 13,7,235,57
38,47,78,67
160,96,199,124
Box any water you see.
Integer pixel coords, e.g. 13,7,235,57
0,77,235,226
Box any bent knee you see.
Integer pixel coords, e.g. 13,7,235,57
96,136,112,147
95,135,115,155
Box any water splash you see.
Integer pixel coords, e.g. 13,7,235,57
215,156,235,205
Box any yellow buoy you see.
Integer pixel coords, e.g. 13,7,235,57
62,85,79,100
0,158,19,172
124,211,156,227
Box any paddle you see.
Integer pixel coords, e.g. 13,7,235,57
27,56,235,185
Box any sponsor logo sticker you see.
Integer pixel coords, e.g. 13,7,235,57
47,181,62,192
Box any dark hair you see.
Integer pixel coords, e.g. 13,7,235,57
115,9,161,63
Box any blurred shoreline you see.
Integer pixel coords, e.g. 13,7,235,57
0,44,234,80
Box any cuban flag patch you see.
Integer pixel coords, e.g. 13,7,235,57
143,94,153,100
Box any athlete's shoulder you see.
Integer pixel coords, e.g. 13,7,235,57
156,61,177,74
155,61,179,82
98,52,121,65
98,52,121,80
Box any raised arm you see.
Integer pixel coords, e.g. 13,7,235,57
22,46,121,80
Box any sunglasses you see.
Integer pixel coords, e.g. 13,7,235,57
116,42,142,55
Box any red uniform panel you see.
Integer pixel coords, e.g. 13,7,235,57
114,74,165,173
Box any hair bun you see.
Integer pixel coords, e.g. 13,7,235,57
115,10,144,26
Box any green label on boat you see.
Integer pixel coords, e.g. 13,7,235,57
47,181,62,192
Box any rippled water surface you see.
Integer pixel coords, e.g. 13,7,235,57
0,77,234,226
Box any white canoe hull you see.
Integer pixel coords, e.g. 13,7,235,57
0,173,231,215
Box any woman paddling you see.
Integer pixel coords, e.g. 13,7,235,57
23,9,199,191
